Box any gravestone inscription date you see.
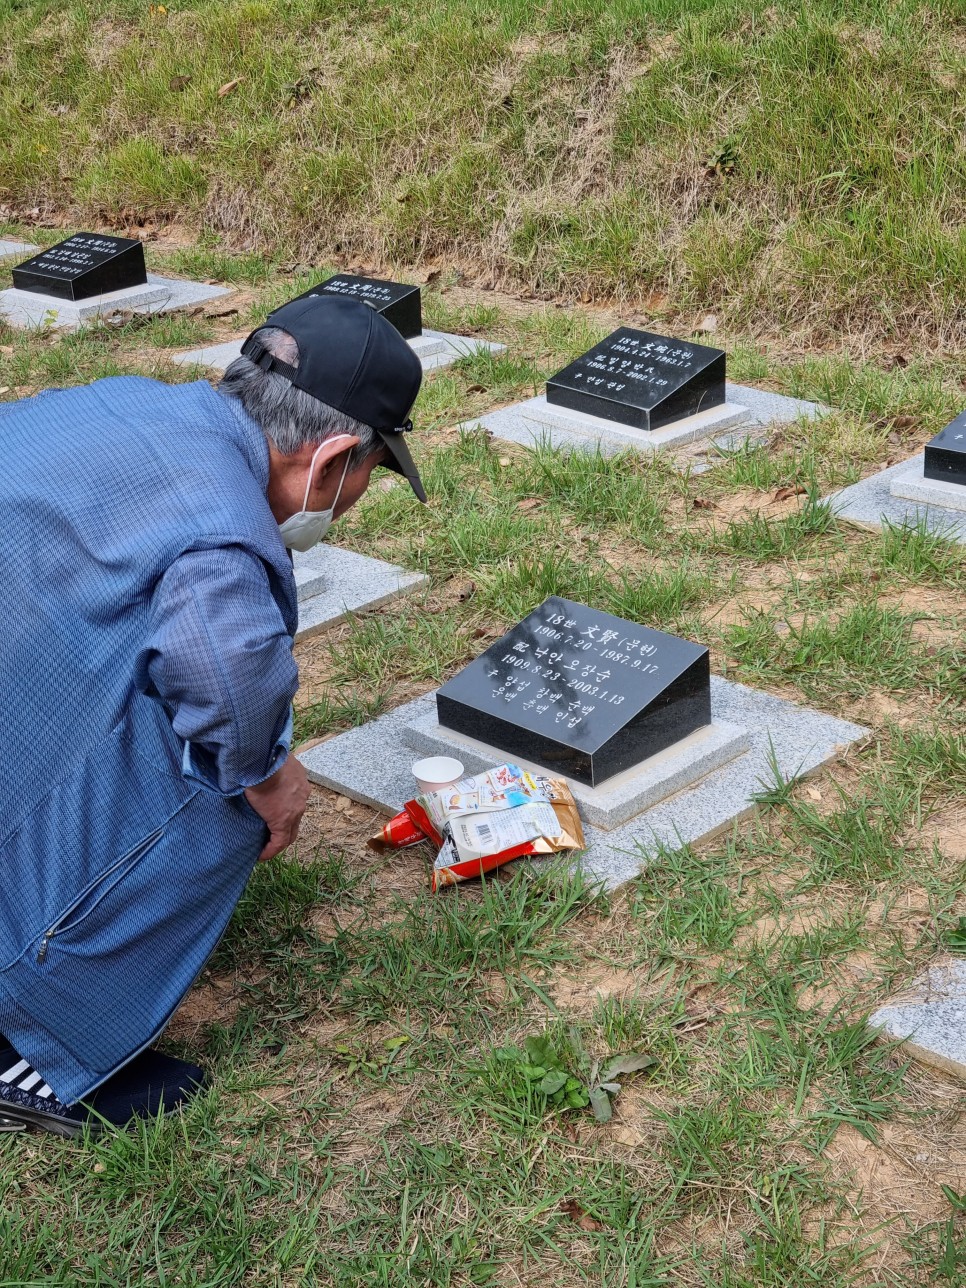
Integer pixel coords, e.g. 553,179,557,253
436,597,711,788
291,273,422,338
13,234,148,301
924,410,966,489
546,327,726,432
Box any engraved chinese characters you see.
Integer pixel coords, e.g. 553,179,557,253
546,327,726,432
436,597,711,787
924,410,966,489
13,234,147,301
291,273,422,339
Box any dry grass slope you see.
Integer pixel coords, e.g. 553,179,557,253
1,0,964,344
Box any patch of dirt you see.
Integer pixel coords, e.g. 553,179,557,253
551,966,641,1012
839,688,947,734
738,904,838,947
167,976,240,1042
919,806,966,867
300,783,382,857
796,950,880,1012
888,586,958,619
704,582,786,632
328,1086,420,1163
857,691,911,728
819,1097,966,1258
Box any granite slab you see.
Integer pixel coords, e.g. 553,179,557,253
727,383,825,428
0,239,38,259
462,382,824,457
292,545,428,641
298,675,867,890
420,335,505,372
0,273,232,330
869,958,966,1081
173,329,504,376
171,338,246,373
890,461,966,515
403,715,749,831
827,453,966,544
462,393,748,455
293,562,329,602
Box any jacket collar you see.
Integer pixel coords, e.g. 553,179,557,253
215,388,270,493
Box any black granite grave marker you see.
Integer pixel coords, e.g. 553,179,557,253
436,597,711,787
924,410,966,489
546,327,726,432
290,273,422,338
12,234,147,302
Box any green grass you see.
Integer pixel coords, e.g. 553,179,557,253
3,7,966,1279
2,1,966,345
0,257,963,1288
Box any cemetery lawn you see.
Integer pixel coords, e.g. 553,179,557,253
1,0,966,350
2,248,966,1286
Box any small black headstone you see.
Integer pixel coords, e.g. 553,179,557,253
291,273,422,339
12,234,147,302
546,327,726,431
436,597,711,788
924,410,966,488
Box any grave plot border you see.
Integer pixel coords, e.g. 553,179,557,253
298,675,867,892
0,240,38,259
870,958,966,1082
173,330,504,377
292,545,429,641
826,453,966,545
0,274,233,331
459,382,825,458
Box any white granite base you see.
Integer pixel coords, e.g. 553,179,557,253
294,563,329,603
0,273,232,330
402,715,749,831
890,462,966,515
292,545,428,641
869,959,966,1081
173,329,504,376
171,338,246,372
827,454,966,544
0,239,37,259
298,676,867,889
462,382,824,457
726,383,826,429
418,332,505,371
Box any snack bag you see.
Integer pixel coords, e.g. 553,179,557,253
404,763,585,890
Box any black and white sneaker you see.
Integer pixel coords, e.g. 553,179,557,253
0,1042,207,1139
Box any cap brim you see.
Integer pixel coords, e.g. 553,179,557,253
377,428,427,503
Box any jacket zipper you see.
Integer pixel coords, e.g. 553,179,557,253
34,826,164,965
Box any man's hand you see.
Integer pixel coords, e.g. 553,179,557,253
244,755,310,861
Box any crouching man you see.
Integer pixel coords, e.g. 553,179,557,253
0,295,424,1136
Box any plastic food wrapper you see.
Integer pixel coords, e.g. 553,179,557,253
368,810,428,852
404,763,585,891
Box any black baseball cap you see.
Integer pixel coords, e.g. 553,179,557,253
240,294,426,502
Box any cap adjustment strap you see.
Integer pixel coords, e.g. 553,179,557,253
240,338,299,383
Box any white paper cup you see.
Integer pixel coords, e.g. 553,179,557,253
412,756,465,794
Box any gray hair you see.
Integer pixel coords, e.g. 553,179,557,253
217,325,378,466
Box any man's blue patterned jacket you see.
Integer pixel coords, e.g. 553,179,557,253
0,376,299,1103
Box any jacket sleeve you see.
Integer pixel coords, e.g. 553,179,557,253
135,545,299,796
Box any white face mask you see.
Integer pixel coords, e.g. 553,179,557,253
277,436,354,552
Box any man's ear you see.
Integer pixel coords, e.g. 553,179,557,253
310,434,362,488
